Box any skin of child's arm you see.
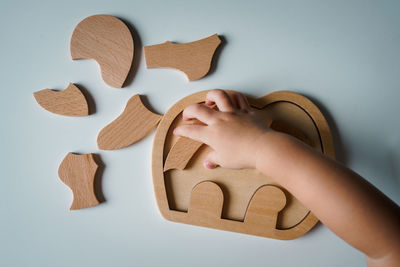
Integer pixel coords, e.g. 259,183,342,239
173,89,400,266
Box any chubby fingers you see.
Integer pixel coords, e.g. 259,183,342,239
229,92,251,112
205,89,251,112
173,124,208,144
205,89,235,112
182,103,217,124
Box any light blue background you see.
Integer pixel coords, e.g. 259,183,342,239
1,0,399,266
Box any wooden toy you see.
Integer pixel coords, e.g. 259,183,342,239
97,94,162,150
33,83,89,116
144,34,221,81
70,15,134,88
58,153,101,210
163,137,203,171
152,90,335,240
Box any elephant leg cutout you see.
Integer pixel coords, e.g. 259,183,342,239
244,185,287,229
188,181,223,221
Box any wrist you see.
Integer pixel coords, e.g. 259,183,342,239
254,130,291,174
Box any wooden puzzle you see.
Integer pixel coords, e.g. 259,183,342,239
70,15,134,88
97,94,162,150
34,14,338,241
152,90,335,240
144,34,221,81
163,137,203,171
58,153,101,210
33,83,89,116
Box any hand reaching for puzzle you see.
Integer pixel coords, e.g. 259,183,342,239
174,89,400,266
173,89,271,169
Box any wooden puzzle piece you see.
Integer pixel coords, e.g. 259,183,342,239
244,185,287,230
164,137,203,171
58,153,100,210
188,181,224,220
97,94,162,150
144,34,221,81
152,90,335,239
70,15,134,88
33,83,89,116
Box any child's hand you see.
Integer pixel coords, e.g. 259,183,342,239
175,89,400,265
173,89,270,169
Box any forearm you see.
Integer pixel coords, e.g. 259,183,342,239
256,131,400,260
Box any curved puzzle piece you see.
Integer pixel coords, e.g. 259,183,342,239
144,34,221,81
244,185,287,229
58,153,100,210
70,14,134,88
97,94,162,150
33,83,89,116
164,137,203,171
188,181,224,219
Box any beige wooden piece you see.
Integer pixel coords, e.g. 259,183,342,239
152,90,335,240
70,15,134,88
164,137,203,171
33,83,88,116
58,153,100,210
144,34,221,81
98,94,162,150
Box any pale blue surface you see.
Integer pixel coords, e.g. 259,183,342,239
1,0,399,266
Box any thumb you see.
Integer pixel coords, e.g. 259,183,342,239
204,150,219,169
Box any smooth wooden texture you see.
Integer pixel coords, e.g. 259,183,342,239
188,181,224,220
152,90,335,240
33,83,88,116
244,185,287,230
97,94,162,150
70,15,134,88
58,153,100,210
163,137,203,171
144,34,221,81
187,182,287,236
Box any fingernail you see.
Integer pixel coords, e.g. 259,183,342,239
204,160,215,169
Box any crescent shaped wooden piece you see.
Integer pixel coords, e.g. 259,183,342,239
70,15,134,88
58,153,100,210
164,137,203,171
33,83,89,116
97,94,162,150
144,34,221,81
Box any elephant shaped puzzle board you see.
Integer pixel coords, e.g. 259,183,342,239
152,90,335,240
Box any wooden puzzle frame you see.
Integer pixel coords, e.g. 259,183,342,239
152,90,335,240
